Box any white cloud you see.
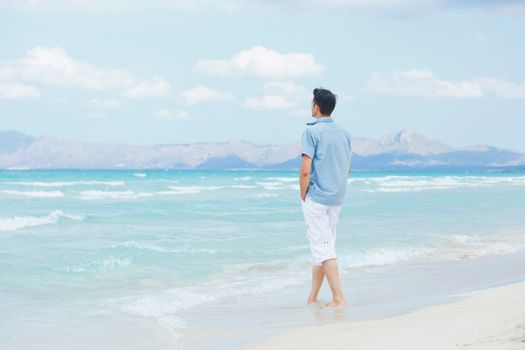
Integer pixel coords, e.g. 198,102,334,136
366,69,484,97
0,46,172,99
366,69,525,99
152,109,190,121
182,86,234,105
197,46,324,79
86,98,122,109
121,77,172,98
477,78,525,99
2,46,135,90
0,83,40,99
245,80,309,111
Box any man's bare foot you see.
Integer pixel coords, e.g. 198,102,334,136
307,297,318,304
322,300,347,308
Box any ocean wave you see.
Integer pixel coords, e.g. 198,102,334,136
108,262,306,336
166,185,227,194
133,173,147,177
6,180,125,187
337,232,525,269
339,247,435,268
255,181,287,190
264,177,298,183
352,175,525,193
255,193,278,199
255,181,300,191
54,256,131,273
0,190,65,198
165,185,256,194
78,190,155,200
0,210,84,232
445,233,524,259
77,185,259,200
111,241,217,255
104,230,525,339
233,176,252,181
230,185,257,189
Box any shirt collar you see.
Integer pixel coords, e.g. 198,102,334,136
306,116,334,125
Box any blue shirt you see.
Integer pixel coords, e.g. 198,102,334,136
301,116,352,206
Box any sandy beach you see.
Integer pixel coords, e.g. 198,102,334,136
249,280,525,350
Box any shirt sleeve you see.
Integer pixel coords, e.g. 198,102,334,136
301,128,316,159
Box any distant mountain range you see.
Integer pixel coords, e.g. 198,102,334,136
0,129,524,171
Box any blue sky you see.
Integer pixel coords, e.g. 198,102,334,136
1,1,524,151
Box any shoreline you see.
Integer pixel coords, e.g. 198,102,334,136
179,248,525,349
248,279,525,350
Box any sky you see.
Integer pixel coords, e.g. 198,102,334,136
0,0,524,152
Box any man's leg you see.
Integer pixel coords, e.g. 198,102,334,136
302,197,329,304
307,265,325,303
322,258,346,307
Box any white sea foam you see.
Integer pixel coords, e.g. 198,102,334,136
100,256,131,269
6,180,125,187
338,232,525,269
112,241,217,255
229,185,257,189
233,176,252,181
0,190,65,198
165,185,256,194
255,181,287,190
133,173,147,177
109,261,306,337
255,193,278,199
0,210,84,232
446,233,524,259
78,190,155,200
77,184,256,200
255,181,302,191
264,177,297,182
103,229,525,342
166,185,226,194
55,256,131,273
353,175,525,193
339,247,436,268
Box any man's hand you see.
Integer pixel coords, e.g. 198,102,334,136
299,154,312,201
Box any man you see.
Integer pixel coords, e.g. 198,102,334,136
300,87,352,308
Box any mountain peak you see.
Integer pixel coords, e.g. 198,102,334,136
396,128,417,142
351,129,454,156
0,130,35,154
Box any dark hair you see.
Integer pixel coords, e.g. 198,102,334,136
313,88,337,116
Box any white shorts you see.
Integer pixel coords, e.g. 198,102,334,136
300,195,342,267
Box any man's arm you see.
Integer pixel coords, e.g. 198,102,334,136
299,154,312,201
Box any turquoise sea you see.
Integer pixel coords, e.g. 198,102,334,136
1,170,525,349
